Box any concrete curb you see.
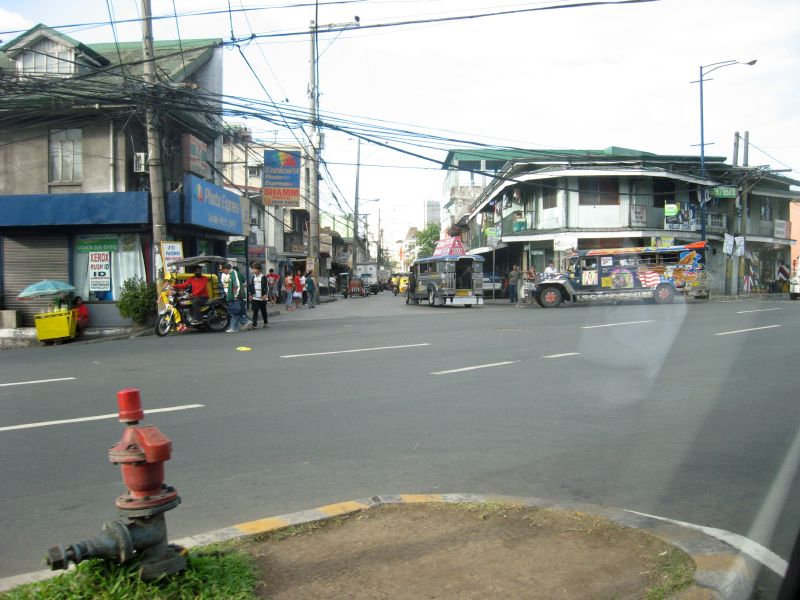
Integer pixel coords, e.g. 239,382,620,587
0,493,763,598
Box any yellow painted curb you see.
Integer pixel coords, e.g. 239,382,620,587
234,516,291,535
317,500,370,516
399,493,445,503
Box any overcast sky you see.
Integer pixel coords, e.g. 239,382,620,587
3,0,799,244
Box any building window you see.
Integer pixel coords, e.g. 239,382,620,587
652,179,675,209
579,178,619,206
542,185,558,210
759,199,772,221
49,129,82,183
19,46,73,76
247,165,262,180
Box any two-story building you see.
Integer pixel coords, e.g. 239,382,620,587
0,24,250,325
448,147,799,294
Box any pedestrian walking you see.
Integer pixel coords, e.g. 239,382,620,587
305,270,317,309
300,272,308,305
232,264,252,330
248,263,269,328
293,270,304,310
266,268,280,305
508,265,520,304
328,273,337,296
283,270,295,311
222,263,248,332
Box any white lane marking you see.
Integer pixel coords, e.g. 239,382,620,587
0,404,204,433
281,343,430,358
431,361,519,375
736,308,782,314
714,325,782,336
542,352,581,359
0,377,76,388
626,510,788,576
581,320,655,329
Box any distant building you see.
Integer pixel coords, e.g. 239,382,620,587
424,199,440,230
402,227,419,271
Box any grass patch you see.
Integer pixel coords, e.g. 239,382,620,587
0,547,258,600
643,547,695,600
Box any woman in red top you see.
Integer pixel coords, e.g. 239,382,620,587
74,296,89,337
293,271,304,310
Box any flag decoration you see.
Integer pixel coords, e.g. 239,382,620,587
639,270,662,287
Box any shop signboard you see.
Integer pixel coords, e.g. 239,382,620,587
248,245,266,260
774,219,790,239
76,238,118,253
181,134,212,179
553,233,578,252
88,252,111,292
433,236,465,256
630,204,647,228
184,174,243,235
160,241,184,273
486,226,501,248
711,186,737,199
262,150,301,207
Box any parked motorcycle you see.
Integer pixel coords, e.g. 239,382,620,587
155,284,230,336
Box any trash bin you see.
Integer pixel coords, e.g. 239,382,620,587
34,309,78,342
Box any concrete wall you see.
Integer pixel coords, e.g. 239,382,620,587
0,126,48,194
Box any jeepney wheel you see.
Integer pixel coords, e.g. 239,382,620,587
155,313,173,337
428,288,436,307
207,306,230,332
539,286,562,308
653,283,675,304
789,293,798,300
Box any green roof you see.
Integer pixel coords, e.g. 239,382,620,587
442,146,726,170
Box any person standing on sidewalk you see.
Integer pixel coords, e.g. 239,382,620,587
232,264,252,331
266,268,279,305
305,270,317,309
293,270,305,310
283,269,296,311
249,263,269,328
508,265,521,304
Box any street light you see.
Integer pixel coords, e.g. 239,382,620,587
694,59,756,241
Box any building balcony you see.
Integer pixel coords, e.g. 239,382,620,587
284,231,308,254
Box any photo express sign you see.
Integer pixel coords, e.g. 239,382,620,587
262,150,301,207
184,173,243,235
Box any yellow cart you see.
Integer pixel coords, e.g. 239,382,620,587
34,309,78,343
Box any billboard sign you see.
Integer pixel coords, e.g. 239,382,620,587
181,134,212,179
262,150,301,207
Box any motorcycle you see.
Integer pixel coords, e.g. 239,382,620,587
155,284,230,337
392,284,399,296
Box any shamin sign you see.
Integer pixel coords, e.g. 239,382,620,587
262,150,301,207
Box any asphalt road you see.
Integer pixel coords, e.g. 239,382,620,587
1,293,799,584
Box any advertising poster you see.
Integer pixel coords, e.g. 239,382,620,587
161,241,184,273
664,201,698,232
262,150,301,207
630,204,647,228
723,233,734,255
88,252,111,292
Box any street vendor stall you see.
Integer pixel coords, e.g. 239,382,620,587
17,280,78,343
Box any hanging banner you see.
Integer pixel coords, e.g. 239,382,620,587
664,201,699,231
630,205,647,228
262,150,301,207
553,233,578,252
88,252,111,291
734,236,745,257
723,233,734,255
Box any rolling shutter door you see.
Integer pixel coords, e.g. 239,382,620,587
3,236,69,326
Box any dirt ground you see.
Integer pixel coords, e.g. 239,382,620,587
244,503,695,600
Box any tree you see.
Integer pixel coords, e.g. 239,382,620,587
415,223,441,259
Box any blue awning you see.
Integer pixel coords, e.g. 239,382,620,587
0,192,150,226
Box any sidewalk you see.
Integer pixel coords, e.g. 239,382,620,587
0,493,765,599
481,292,790,307
0,299,335,349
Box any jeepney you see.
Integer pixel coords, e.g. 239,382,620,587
406,254,485,307
533,241,709,308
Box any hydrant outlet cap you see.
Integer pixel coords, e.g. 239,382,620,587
117,388,144,422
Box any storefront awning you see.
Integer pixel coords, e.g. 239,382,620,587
0,192,149,226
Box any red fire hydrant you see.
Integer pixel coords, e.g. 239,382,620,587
46,388,186,580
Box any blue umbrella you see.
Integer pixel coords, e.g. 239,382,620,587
17,280,75,299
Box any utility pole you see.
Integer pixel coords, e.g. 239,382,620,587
307,17,360,275
353,138,360,270
140,0,167,280
307,20,320,278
